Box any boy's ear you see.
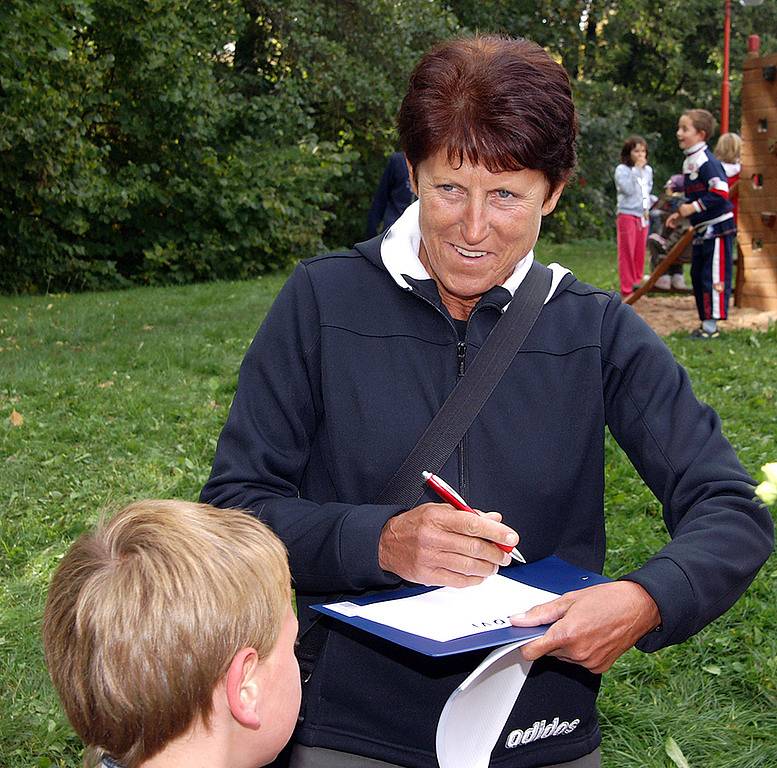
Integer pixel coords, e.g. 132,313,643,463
225,647,261,728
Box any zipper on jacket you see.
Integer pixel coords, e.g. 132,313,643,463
456,339,467,497
407,287,475,498
456,341,466,377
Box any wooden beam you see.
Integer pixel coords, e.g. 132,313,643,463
737,295,777,311
625,227,694,306
734,241,745,307
737,252,777,269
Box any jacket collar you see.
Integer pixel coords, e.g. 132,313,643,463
683,141,706,157
354,200,570,313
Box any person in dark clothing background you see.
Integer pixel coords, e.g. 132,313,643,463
365,151,414,237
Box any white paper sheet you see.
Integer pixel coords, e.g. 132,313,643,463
326,575,556,643
436,642,533,768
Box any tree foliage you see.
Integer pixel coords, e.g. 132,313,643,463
228,1,458,247
0,0,348,291
2,0,777,291
451,0,777,240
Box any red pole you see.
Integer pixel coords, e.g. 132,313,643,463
721,0,731,133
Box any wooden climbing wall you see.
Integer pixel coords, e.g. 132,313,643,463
739,50,777,311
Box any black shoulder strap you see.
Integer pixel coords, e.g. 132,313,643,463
374,260,553,507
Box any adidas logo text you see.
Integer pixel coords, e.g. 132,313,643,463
505,716,581,748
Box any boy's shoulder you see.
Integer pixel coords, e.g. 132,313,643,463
700,145,726,175
684,144,725,179
702,145,724,163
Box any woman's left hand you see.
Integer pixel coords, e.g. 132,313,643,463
510,581,661,674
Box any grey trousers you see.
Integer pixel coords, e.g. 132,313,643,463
290,744,601,768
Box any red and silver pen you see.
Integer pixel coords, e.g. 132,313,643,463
422,471,527,564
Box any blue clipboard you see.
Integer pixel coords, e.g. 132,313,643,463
311,556,610,657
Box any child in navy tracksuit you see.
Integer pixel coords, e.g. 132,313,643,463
667,109,735,339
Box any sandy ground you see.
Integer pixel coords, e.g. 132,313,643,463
630,292,777,336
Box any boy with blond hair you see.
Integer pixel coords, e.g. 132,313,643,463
42,500,299,768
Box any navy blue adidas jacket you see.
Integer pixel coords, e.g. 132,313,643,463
201,234,772,767
682,141,736,240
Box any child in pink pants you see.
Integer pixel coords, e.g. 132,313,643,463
615,136,653,297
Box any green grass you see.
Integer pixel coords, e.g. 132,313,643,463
537,238,620,291
1,241,775,767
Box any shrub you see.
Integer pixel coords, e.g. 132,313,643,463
0,0,345,292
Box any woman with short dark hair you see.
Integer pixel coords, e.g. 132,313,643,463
399,36,577,194
202,35,772,768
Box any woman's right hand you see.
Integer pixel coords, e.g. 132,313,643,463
377,503,517,587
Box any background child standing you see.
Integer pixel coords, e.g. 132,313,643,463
714,132,742,224
667,110,735,339
615,135,653,297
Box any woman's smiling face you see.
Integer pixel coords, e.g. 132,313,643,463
410,149,564,320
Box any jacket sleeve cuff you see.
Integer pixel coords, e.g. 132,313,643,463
620,556,697,652
340,504,406,589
